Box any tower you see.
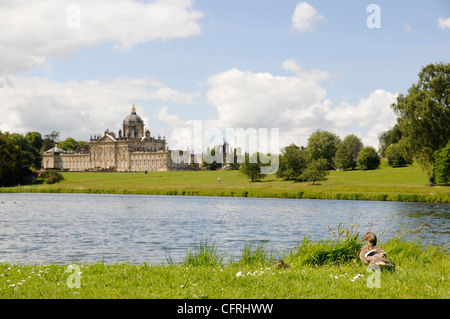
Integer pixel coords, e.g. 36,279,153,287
122,105,144,139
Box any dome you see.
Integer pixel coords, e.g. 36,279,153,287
123,105,144,124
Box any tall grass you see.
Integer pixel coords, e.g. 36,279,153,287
238,242,274,266
180,238,224,267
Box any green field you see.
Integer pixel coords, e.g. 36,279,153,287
2,161,449,203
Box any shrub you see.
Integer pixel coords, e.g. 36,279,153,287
434,141,450,185
45,175,60,184
41,170,64,184
357,146,380,170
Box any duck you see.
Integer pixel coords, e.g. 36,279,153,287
274,260,290,268
359,232,393,266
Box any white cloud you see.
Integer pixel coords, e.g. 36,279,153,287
205,66,330,131
200,63,397,150
0,0,203,74
282,59,331,82
438,17,450,30
291,2,324,32
324,89,398,147
0,75,200,140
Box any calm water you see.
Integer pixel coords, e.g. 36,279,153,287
0,193,448,264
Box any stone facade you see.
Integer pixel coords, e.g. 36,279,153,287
42,106,196,172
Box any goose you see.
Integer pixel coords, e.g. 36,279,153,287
359,232,393,266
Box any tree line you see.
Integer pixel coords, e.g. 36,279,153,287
237,130,380,184
237,63,449,184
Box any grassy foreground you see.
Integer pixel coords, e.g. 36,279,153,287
2,161,449,202
1,234,448,299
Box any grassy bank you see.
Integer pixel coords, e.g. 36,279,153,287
1,162,449,203
1,234,448,299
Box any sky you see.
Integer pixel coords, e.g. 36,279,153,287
0,0,449,153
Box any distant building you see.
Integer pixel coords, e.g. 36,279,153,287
212,139,242,169
42,106,196,172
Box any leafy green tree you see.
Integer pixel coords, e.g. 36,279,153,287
385,143,408,167
240,153,266,182
5,132,42,169
307,130,340,169
58,137,78,151
0,134,32,186
390,62,450,172
277,144,309,180
433,141,450,185
202,148,222,171
300,158,329,185
357,146,380,170
335,134,363,170
25,132,43,169
378,124,403,157
42,131,60,152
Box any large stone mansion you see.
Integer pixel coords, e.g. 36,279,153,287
42,106,195,172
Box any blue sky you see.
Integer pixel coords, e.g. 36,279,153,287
0,0,449,150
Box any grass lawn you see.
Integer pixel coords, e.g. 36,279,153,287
0,235,448,299
2,161,449,203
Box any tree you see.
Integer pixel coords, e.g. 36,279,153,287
385,143,408,167
240,153,266,182
5,132,42,170
335,134,363,170
277,144,309,180
357,146,380,170
433,141,450,185
202,148,222,171
307,130,340,169
0,134,32,186
25,132,43,169
390,62,450,172
300,158,329,185
58,137,78,151
42,131,60,152
378,124,403,157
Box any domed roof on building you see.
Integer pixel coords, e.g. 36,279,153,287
123,105,144,124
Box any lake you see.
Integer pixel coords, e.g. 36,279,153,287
0,193,448,265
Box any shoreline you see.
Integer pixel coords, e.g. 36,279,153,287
1,165,448,203
1,237,448,299
1,186,448,203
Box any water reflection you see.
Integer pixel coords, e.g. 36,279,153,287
0,193,448,265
